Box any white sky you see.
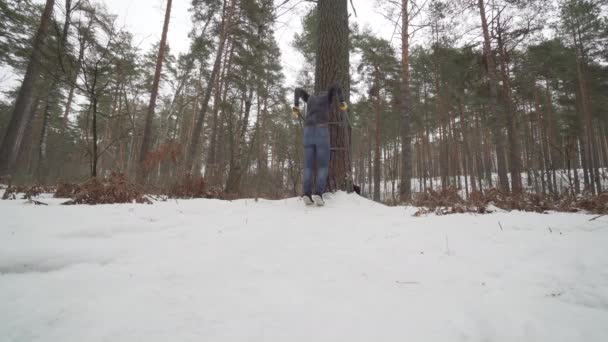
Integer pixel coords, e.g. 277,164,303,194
0,0,397,94
103,0,396,87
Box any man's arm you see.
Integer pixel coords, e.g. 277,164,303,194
328,83,347,111
294,87,309,107
328,83,345,103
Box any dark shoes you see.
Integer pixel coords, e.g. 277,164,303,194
311,194,325,206
302,193,325,206
302,194,314,205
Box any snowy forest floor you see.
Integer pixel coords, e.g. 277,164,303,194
1,191,607,341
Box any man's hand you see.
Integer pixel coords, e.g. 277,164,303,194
339,101,348,111
292,106,301,117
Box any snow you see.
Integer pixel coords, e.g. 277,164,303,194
1,192,608,341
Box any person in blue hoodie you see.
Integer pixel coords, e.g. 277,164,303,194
292,84,348,206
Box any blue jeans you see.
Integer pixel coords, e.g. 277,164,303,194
303,126,330,195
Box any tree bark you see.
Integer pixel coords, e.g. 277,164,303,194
314,0,351,192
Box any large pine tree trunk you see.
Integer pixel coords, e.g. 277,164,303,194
138,0,172,183
314,0,351,192
0,0,56,176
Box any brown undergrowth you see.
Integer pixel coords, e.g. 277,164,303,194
412,187,607,216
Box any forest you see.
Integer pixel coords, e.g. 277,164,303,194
0,0,607,209
2,2,608,339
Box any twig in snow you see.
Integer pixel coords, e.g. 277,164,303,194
498,222,504,231
26,199,48,206
396,281,420,285
548,227,553,233
589,214,606,221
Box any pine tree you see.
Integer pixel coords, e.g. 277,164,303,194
0,0,56,177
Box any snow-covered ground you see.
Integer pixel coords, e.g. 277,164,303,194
1,192,607,341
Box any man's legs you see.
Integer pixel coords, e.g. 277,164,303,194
315,127,330,195
302,127,315,197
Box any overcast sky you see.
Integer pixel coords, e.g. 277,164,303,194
0,0,396,94
103,0,396,86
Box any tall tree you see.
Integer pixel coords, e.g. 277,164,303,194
137,0,173,182
400,0,412,201
477,0,510,192
37,0,81,183
353,32,400,201
185,0,235,175
0,0,56,177
560,0,606,194
314,0,351,192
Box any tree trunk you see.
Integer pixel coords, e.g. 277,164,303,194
544,79,559,197
573,28,600,194
91,94,98,178
435,71,448,190
63,37,85,127
459,100,474,194
496,27,522,193
225,86,254,194
400,0,412,201
367,126,373,196
0,0,56,176
138,0,172,182
534,86,549,195
36,94,52,183
373,85,381,202
314,0,351,192
575,155,581,194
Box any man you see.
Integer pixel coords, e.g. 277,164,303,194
293,83,348,206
